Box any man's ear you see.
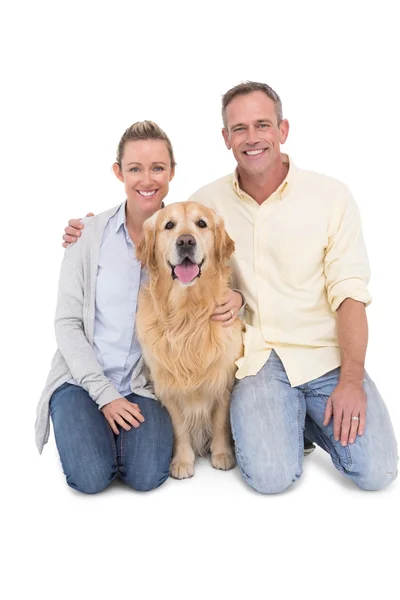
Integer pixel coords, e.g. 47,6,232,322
279,119,289,145
136,212,158,270
222,127,232,150
112,163,124,183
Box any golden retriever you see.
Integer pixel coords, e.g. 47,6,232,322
136,201,244,479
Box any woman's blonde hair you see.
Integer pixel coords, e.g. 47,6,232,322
116,120,176,168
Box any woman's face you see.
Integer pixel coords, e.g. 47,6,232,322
113,139,174,215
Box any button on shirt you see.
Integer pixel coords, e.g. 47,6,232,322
69,201,144,396
189,155,372,387
94,202,145,396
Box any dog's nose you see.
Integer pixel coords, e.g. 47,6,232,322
176,234,196,248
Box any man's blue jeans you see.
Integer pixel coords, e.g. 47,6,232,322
231,351,398,493
50,383,173,494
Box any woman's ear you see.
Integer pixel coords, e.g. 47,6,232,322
136,212,158,271
112,163,124,183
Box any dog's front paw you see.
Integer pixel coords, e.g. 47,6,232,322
211,451,236,471
170,459,195,480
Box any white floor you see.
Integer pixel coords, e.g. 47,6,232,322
6,432,398,600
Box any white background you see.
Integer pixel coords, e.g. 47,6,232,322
1,1,399,598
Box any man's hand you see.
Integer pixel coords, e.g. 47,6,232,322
101,398,145,435
212,289,243,327
327,298,368,446
62,212,94,248
323,381,366,446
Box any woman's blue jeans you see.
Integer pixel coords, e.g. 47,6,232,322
50,383,173,494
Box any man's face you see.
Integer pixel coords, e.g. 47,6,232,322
222,91,289,176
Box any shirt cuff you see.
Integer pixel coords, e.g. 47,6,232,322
232,288,247,310
94,385,123,410
331,291,372,312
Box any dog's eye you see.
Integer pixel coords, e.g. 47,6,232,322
165,221,175,230
197,220,207,228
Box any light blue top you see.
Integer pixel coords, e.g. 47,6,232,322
69,201,144,396
36,204,155,453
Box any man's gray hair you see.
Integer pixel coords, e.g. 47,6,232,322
222,81,283,128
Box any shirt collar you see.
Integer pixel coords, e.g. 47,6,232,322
114,201,128,234
232,154,296,201
113,200,166,235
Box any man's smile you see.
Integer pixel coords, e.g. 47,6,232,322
243,148,268,157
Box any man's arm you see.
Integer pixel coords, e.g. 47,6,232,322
323,298,368,445
62,212,94,247
337,298,368,386
323,185,371,446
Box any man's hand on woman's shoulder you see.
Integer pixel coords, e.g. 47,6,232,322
62,212,94,248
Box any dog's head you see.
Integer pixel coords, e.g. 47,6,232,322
136,201,235,285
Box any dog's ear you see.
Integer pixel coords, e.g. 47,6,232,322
215,214,235,263
136,212,158,270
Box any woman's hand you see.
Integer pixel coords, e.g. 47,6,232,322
101,398,145,435
211,289,243,327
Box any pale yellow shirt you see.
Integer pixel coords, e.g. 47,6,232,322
189,156,372,387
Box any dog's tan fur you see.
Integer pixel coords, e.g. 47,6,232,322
136,202,243,479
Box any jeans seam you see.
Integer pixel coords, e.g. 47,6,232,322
331,447,353,472
230,413,250,480
304,389,353,468
343,443,353,469
106,421,118,467
119,428,125,468
306,389,330,399
296,390,304,474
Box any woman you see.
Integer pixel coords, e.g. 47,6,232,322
35,121,243,494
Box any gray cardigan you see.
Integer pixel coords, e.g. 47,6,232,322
35,205,154,453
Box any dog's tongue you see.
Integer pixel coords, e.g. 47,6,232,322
174,260,199,283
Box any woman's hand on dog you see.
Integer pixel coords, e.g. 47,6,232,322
212,290,243,327
101,398,145,435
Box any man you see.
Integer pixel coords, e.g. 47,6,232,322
63,82,397,493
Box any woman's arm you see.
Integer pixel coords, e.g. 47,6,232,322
54,234,122,409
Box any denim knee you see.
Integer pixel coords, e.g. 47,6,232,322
353,463,398,492
122,467,170,492
240,462,300,495
65,464,114,494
